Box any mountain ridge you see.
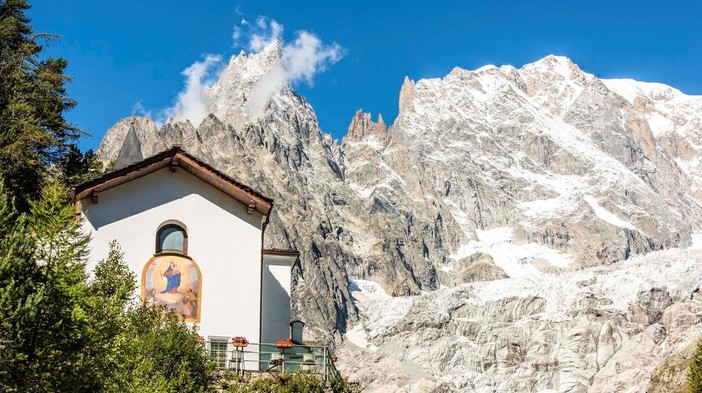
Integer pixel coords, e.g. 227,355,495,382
97,44,702,391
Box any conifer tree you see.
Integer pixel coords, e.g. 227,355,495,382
57,145,102,187
0,182,37,391
0,3,216,391
0,0,83,211
0,182,91,391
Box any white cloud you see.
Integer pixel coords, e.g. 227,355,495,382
247,65,287,119
132,100,152,119
158,54,223,127
283,31,345,86
232,9,248,46
249,17,283,52
243,18,344,86
241,17,345,120
232,25,243,44
143,14,344,127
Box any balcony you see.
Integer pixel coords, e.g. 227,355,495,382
205,341,343,384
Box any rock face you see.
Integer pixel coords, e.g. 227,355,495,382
96,44,702,391
339,250,702,392
100,42,362,338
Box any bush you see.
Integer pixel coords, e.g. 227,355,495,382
219,371,362,393
689,339,702,392
0,183,216,392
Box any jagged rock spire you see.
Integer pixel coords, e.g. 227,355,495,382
113,118,143,170
343,109,388,144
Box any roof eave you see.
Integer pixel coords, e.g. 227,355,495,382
73,148,273,216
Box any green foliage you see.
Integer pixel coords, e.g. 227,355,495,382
0,181,91,392
0,181,38,390
0,0,84,211
0,2,217,391
0,182,215,392
79,241,136,391
689,338,702,392
331,377,363,393
221,372,325,393
57,145,102,187
217,371,362,393
109,306,216,393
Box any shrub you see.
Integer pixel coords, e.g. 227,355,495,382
689,338,702,392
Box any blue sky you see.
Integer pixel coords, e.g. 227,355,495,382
28,0,702,151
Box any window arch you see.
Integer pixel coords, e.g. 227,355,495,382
156,223,188,255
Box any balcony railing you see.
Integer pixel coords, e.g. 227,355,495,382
205,341,342,384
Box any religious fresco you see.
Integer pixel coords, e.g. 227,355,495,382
142,254,201,322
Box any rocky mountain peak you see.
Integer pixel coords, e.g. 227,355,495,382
205,40,290,127
223,40,285,79
98,40,305,164
398,76,416,115
96,52,702,392
96,116,157,163
343,110,388,145
521,54,586,80
514,55,593,116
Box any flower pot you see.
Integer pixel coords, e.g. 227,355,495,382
275,338,294,348
232,336,249,348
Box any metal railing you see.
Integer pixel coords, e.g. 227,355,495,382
205,341,343,385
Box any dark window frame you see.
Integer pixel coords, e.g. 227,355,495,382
155,224,189,255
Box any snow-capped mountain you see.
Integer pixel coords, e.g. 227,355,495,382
97,43,702,391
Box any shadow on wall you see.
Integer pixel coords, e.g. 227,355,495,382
82,169,261,230
261,265,292,343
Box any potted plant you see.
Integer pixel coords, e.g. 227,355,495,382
275,337,294,349
232,336,249,348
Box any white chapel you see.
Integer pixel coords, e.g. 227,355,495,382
73,146,299,352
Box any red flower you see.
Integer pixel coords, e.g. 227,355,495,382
232,336,249,347
275,338,293,348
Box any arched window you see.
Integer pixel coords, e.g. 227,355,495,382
156,224,188,255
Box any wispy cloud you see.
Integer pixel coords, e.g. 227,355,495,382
283,31,345,86
241,16,345,119
248,17,284,52
132,100,152,119
147,11,345,127
246,17,345,86
157,54,224,127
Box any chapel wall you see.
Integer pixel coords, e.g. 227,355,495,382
80,167,264,342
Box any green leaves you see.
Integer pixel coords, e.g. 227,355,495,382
111,306,216,393
0,181,217,392
218,371,362,393
0,2,222,391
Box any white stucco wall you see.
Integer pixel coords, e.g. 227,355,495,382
79,168,264,343
261,255,293,344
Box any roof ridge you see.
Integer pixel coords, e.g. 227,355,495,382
73,147,273,215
